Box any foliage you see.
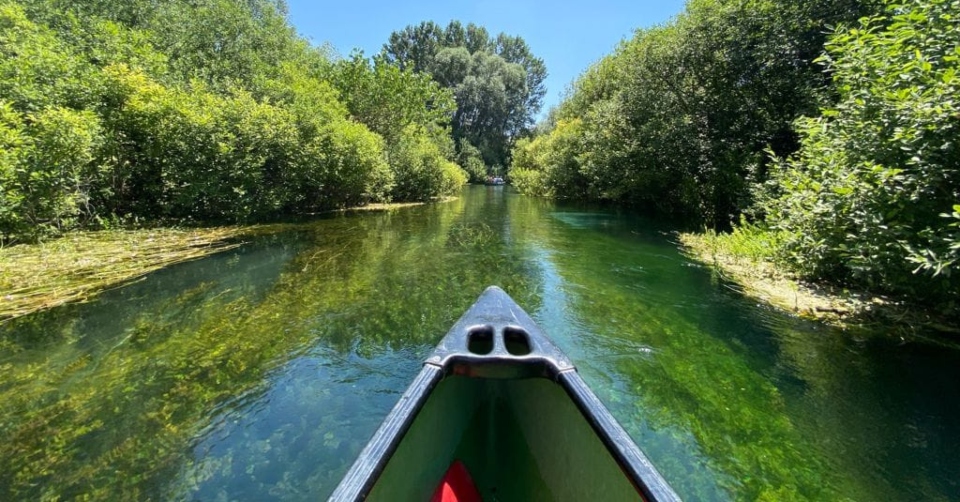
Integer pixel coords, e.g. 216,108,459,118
0,0,466,242
23,0,306,91
14,107,103,232
328,51,465,199
383,21,547,168
512,0,879,226
0,2,107,239
909,207,960,279
330,52,455,144
759,0,960,311
387,125,467,201
300,118,394,209
507,136,549,195
101,66,309,219
456,138,487,182
685,219,786,266
0,2,100,112
508,118,591,198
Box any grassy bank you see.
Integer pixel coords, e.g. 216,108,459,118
0,200,452,322
677,229,955,336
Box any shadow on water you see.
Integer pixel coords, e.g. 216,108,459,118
1,186,959,501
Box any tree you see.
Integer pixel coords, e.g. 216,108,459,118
388,125,467,201
330,52,455,144
0,0,471,242
513,0,879,227
382,21,547,171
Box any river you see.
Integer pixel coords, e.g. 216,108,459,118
1,186,958,501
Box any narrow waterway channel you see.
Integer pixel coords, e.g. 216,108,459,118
1,186,958,501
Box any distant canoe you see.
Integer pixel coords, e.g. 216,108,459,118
330,286,681,502
484,177,505,185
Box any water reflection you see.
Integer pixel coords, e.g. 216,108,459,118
1,187,958,501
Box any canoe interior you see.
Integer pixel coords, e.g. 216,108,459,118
366,375,641,501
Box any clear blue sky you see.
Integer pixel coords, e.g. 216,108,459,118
284,0,687,117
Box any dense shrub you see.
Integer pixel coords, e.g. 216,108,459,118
511,0,879,227
508,136,548,195
0,2,99,112
0,103,104,239
0,4,107,239
760,0,960,309
101,65,394,219
456,139,487,183
296,120,393,209
388,125,467,201
0,0,463,241
509,119,589,198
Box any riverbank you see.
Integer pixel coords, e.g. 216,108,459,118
0,200,452,322
0,227,251,322
678,231,958,336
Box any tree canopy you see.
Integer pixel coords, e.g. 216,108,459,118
383,21,547,176
759,0,960,310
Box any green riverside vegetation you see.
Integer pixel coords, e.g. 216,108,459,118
382,21,547,178
510,0,959,324
0,1,555,244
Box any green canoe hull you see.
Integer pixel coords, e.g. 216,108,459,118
330,287,680,502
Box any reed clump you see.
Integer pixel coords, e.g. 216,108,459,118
0,227,249,321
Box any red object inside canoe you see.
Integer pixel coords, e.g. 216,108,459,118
430,460,482,502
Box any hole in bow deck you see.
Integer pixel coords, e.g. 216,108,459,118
503,327,531,356
467,326,494,355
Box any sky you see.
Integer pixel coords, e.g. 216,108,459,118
284,0,687,117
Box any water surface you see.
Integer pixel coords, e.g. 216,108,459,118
1,186,958,501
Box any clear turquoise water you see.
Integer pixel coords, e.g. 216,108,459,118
1,186,958,501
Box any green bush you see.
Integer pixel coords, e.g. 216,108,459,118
166,87,301,220
388,125,466,201
0,0,472,240
760,0,960,309
0,102,103,240
457,139,487,183
0,3,99,112
101,64,394,218
510,0,879,226
295,120,393,210
0,101,26,241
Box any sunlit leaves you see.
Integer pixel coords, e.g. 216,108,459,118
761,0,960,310
0,0,469,242
382,21,547,170
387,125,467,201
330,52,455,144
512,0,878,227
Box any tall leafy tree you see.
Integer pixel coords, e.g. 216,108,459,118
329,51,466,201
383,21,547,174
331,52,455,144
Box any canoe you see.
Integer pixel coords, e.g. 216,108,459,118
329,286,681,502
